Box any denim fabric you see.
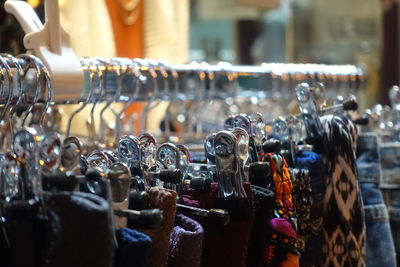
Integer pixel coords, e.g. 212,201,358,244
360,183,397,267
378,141,400,264
379,142,400,189
382,189,400,264
357,133,381,184
357,133,397,267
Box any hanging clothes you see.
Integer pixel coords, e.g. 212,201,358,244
181,183,254,267
294,151,326,267
321,115,366,267
356,132,396,267
263,154,299,267
105,0,144,58
246,185,275,267
168,213,204,267
43,192,114,267
114,228,152,267
379,141,400,264
133,187,177,267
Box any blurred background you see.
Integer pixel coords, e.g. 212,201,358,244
0,0,398,133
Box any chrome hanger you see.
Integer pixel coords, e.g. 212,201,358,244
135,58,160,134
12,127,41,199
295,83,325,142
118,135,142,176
214,130,247,199
61,136,83,172
65,57,98,138
16,54,44,130
114,59,142,141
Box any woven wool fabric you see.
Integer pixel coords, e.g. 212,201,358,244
246,185,275,267
168,213,204,267
114,228,152,267
320,115,366,267
181,182,254,267
135,187,177,267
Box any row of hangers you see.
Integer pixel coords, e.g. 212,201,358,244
357,85,400,141
0,54,364,145
0,53,361,234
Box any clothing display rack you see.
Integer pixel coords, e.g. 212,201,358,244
0,1,397,267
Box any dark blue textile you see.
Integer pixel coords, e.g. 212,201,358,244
114,228,152,267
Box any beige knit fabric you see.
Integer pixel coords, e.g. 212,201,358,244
137,187,177,267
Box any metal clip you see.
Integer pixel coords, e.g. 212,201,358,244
214,131,247,199
295,83,325,141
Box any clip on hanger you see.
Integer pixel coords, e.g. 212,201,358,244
5,0,84,102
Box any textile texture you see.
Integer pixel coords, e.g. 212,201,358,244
357,133,396,267
135,187,177,267
44,192,114,267
181,182,254,267
168,213,204,267
246,185,275,267
114,228,152,267
321,115,365,267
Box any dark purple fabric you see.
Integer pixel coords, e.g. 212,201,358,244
44,192,114,267
246,185,275,267
181,182,254,267
168,214,204,267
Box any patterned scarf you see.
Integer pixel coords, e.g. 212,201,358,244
263,153,299,267
320,115,365,267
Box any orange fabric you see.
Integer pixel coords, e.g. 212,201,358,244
266,154,294,219
105,0,144,58
106,0,145,127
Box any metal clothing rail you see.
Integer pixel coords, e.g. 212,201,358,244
0,54,366,106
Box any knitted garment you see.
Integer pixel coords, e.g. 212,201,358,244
262,154,299,267
291,168,312,253
181,182,254,267
246,185,275,267
264,154,294,219
3,200,44,267
135,187,177,267
168,213,204,267
114,228,152,267
264,218,300,267
44,192,114,267
321,115,366,267
294,151,325,267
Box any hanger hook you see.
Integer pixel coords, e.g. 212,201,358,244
136,58,160,134
98,57,123,143
0,54,25,149
163,63,179,136
65,57,98,138
1,54,25,143
0,56,13,125
115,58,142,141
27,55,53,132
87,58,108,144
16,54,43,129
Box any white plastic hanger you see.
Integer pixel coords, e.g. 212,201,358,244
4,0,83,102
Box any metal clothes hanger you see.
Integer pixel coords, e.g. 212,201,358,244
213,130,247,199
113,58,142,142
65,57,98,138
86,58,109,148
16,54,43,130
135,59,161,134
0,56,15,150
